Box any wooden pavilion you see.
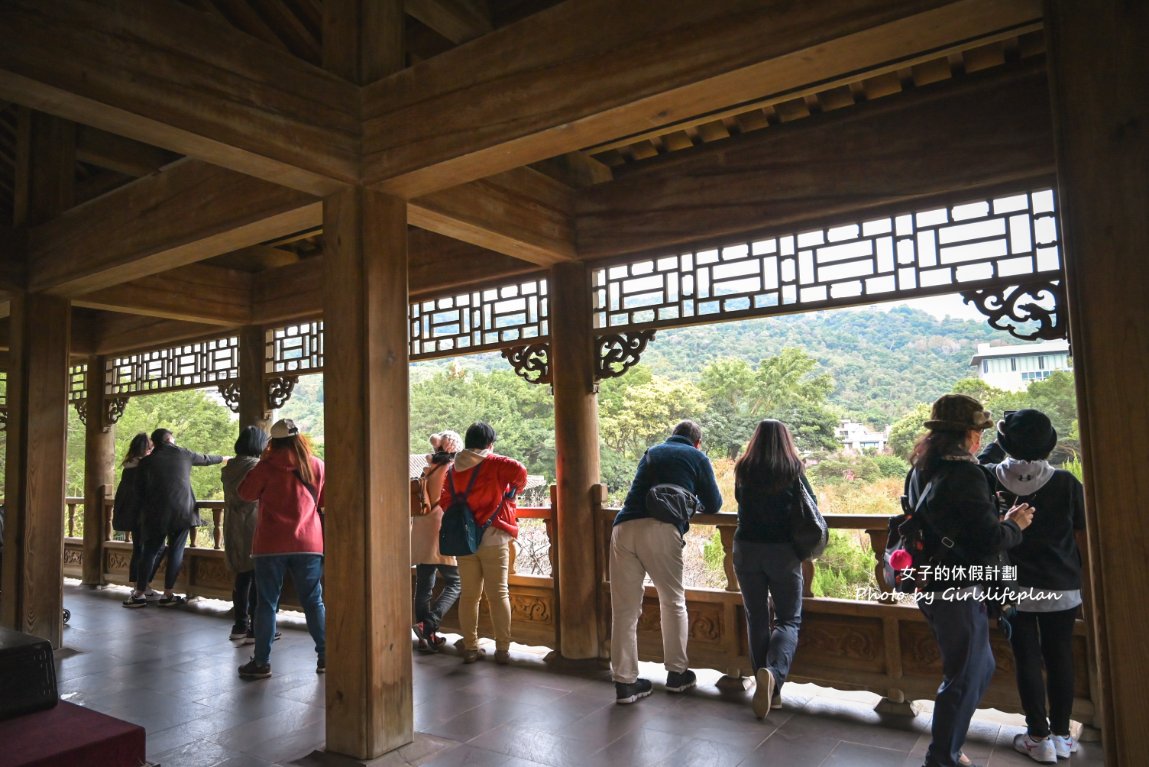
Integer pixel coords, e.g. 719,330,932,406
0,1,1145,763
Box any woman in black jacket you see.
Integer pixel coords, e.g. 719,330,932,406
114,433,159,605
981,409,1084,763
909,395,1033,767
733,419,814,721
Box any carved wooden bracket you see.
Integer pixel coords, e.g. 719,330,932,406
74,396,129,431
961,280,1067,342
595,330,656,382
0,406,7,432
218,381,242,414
501,343,551,385
266,375,298,410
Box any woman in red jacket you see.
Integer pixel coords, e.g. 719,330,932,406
438,422,527,665
236,419,326,680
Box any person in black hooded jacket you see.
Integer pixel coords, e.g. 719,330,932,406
909,395,1033,767
979,409,1085,762
123,428,225,608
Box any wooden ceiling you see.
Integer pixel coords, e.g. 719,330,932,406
0,0,1053,354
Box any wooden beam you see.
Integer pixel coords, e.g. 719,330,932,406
28,158,320,296
1046,1,1149,762
75,125,179,177
576,64,1055,260
0,225,26,293
323,0,404,83
88,313,230,356
1,293,70,645
322,188,412,758
0,0,359,195
405,0,491,44
361,0,1043,197
251,229,541,324
73,264,253,325
409,167,576,265
27,112,75,226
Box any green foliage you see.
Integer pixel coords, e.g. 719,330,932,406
408,361,557,480
696,349,839,459
886,403,931,461
111,390,238,501
702,529,725,574
810,530,878,599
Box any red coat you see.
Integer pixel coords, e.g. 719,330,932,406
438,452,528,539
238,449,325,556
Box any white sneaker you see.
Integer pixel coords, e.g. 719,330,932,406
1052,733,1078,759
1014,733,1057,764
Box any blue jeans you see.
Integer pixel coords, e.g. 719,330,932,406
252,554,326,666
414,564,461,633
128,526,164,585
919,596,996,767
733,540,803,689
136,527,189,592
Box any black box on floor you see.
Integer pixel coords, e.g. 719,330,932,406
0,626,57,720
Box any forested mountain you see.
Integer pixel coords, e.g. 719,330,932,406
414,305,1004,426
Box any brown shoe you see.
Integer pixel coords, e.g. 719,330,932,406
462,648,485,664
494,650,510,665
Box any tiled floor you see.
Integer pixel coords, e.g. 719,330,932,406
54,583,1105,766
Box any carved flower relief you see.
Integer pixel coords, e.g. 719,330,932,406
62,548,83,566
510,595,552,623
797,622,881,662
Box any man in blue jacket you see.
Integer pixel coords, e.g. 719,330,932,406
610,420,722,704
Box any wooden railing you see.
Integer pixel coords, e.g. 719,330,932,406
596,494,1097,726
59,488,1096,728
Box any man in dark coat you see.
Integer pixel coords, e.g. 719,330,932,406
123,429,225,608
609,419,722,704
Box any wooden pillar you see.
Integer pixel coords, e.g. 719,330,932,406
550,262,603,659
1,294,71,645
322,188,411,759
1045,2,1149,763
81,356,114,587
237,325,270,431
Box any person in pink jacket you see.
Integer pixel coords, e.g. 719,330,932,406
235,418,326,680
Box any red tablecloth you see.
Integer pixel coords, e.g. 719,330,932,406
0,700,146,767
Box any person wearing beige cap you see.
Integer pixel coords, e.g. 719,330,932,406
908,394,1034,767
236,418,326,680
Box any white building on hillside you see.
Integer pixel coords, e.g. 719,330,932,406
970,339,1071,391
836,421,888,453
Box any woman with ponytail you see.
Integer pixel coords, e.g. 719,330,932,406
236,419,326,680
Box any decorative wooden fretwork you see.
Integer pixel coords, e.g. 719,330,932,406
410,277,549,359
266,321,324,376
68,364,87,403
106,336,240,397
592,188,1063,333
0,370,6,432
218,381,242,413
106,396,128,425
267,375,298,410
501,343,551,385
75,398,88,426
596,330,656,381
960,279,1066,342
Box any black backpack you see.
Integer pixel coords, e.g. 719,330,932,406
883,472,953,593
644,483,702,534
438,462,492,556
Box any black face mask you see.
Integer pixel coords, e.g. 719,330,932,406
430,450,455,465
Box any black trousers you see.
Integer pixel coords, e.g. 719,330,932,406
1008,607,1078,738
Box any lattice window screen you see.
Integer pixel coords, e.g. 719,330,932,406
106,337,240,396
69,364,87,403
409,277,549,359
592,189,1061,331
267,321,324,375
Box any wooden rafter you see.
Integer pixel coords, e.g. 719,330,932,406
360,0,1043,197
73,264,253,326
576,64,1056,260
0,0,359,196
405,0,492,44
27,158,320,296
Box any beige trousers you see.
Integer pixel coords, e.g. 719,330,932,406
457,541,512,652
609,517,689,683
